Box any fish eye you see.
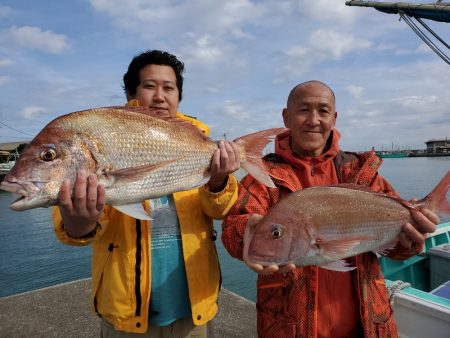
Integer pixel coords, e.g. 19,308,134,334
271,224,284,239
40,148,57,162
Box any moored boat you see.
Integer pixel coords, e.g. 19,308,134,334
378,151,410,158
379,222,450,338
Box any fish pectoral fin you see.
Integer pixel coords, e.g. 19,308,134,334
320,260,356,272
318,235,376,258
107,159,178,184
183,175,211,190
113,203,152,220
375,239,398,256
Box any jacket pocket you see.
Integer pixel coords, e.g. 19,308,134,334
92,248,136,319
256,274,290,318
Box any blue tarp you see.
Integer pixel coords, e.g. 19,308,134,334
431,280,450,300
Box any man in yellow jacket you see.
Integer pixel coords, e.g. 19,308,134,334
53,50,240,337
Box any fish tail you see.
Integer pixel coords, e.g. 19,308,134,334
234,128,285,188
418,170,450,217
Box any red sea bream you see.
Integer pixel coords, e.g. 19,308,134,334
0,107,284,219
244,171,450,271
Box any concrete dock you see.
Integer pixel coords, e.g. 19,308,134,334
0,279,257,338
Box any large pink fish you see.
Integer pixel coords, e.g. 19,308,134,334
244,171,450,271
0,106,285,220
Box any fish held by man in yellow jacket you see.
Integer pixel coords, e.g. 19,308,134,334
1,106,284,219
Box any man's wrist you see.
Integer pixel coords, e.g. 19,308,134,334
207,176,229,192
63,222,100,239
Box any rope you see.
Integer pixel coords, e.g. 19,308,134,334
387,280,411,305
416,16,450,50
399,11,450,65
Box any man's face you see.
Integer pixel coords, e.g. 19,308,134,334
129,64,180,117
282,82,337,157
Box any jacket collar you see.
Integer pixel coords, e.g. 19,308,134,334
275,129,341,167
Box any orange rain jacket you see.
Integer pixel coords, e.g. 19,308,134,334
222,129,422,338
53,112,239,333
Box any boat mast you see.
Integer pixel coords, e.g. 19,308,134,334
346,1,450,65
346,1,450,22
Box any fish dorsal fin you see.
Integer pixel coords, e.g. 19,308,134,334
100,159,178,186
113,203,152,220
329,184,416,210
326,183,374,192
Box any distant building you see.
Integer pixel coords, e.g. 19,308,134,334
425,138,450,153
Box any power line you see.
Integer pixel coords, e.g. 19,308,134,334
0,121,35,137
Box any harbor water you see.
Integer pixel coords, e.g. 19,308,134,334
0,156,449,301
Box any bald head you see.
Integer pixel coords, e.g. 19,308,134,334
287,80,335,108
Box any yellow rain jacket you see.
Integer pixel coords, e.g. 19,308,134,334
53,112,238,333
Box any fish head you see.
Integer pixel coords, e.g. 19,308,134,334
0,123,98,211
244,208,310,266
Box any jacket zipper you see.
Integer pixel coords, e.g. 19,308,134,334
135,219,142,316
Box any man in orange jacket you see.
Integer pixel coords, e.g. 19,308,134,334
221,80,439,338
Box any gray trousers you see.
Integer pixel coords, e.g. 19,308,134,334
101,318,214,338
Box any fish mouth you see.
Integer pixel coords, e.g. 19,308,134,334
0,179,47,211
0,180,31,197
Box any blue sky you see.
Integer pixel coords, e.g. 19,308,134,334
0,0,449,151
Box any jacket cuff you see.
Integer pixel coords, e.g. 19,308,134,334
53,206,107,246
201,175,236,195
64,222,102,239
200,175,239,219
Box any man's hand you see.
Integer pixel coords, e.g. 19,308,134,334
243,214,296,275
245,261,296,276
59,170,106,238
398,208,439,248
207,140,241,192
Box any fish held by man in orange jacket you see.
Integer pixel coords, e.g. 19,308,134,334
0,106,284,219
243,171,450,272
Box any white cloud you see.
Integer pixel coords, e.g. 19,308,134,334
277,30,372,79
21,106,46,119
395,95,438,110
0,26,70,54
346,85,364,99
298,0,358,23
309,30,372,59
0,58,14,67
89,0,265,40
185,35,225,64
416,43,433,54
222,100,250,120
0,5,13,17
0,76,9,86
